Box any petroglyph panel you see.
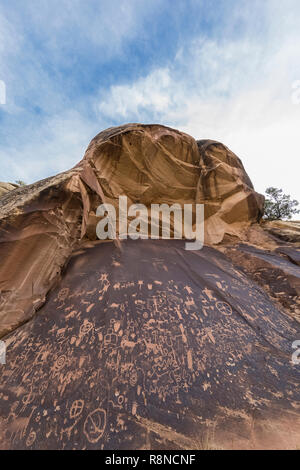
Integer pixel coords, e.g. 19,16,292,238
0,240,299,449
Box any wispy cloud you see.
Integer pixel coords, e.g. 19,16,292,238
0,0,167,182
96,1,300,202
0,0,299,206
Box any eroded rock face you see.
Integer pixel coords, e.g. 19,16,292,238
262,220,300,245
0,124,299,450
0,171,85,337
83,126,264,244
0,182,18,197
0,124,264,338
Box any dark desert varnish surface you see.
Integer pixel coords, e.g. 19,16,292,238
0,239,299,450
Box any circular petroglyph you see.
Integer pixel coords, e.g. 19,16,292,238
26,431,36,447
117,395,124,405
129,368,138,387
70,400,84,419
83,408,106,443
80,320,94,336
216,301,232,316
54,355,67,371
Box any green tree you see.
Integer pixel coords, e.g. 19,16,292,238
264,187,300,220
15,180,26,187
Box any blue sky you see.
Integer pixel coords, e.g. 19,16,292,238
0,0,300,204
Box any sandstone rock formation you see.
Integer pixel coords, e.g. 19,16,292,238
0,124,264,338
0,182,18,197
262,220,300,245
0,124,299,450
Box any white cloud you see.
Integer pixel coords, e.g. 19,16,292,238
99,69,172,119
0,0,166,183
1,0,300,213
1,0,165,66
96,3,300,207
0,110,100,183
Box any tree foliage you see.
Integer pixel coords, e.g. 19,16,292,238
15,180,27,187
264,187,300,220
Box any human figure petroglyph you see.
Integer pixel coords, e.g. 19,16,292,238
57,288,70,303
